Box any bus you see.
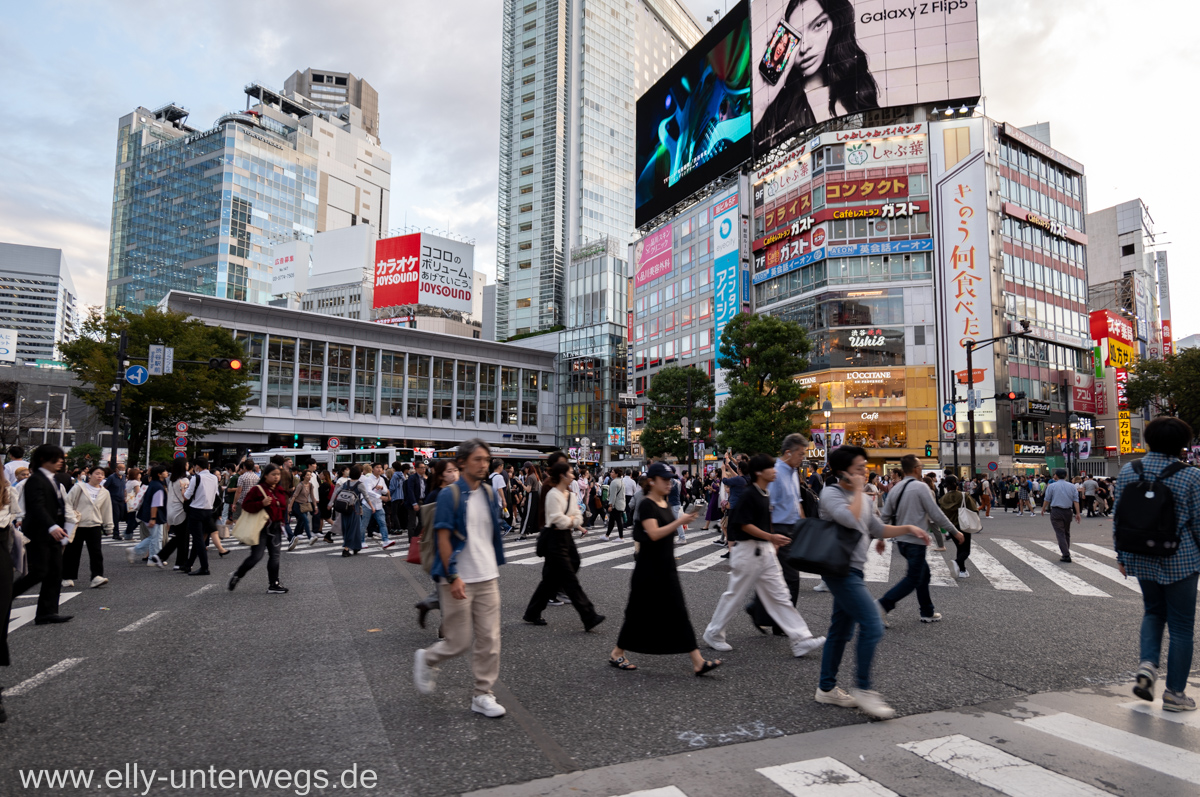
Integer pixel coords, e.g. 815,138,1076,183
431,447,553,467
247,447,410,470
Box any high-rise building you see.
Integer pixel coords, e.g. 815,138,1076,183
284,69,380,139
107,77,390,312
495,0,702,340
0,242,78,362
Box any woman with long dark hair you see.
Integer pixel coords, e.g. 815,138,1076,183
753,0,879,148
229,463,289,594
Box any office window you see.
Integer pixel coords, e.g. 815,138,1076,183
520,147,534,157
479,364,497,423
325,343,352,413
265,335,296,410
521,370,538,426
516,298,532,308
381,352,404,417
406,354,430,419
457,362,477,422
519,203,533,213
234,332,265,408
354,347,377,416
501,366,519,425
432,357,454,420
297,340,324,410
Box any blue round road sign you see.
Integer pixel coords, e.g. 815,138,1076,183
173,451,187,459
988,461,999,471
174,436,188,447
942,402,954,416
125,365,149,385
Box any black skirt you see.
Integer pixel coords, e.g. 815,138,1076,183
616,499,697,655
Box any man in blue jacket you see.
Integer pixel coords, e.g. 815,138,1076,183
413,439,507,718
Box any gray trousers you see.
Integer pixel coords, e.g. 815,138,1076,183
1050,507,1074,558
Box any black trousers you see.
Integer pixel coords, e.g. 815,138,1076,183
63,526,105,580
185,507,216,572
110,502,127,539
157,522,191,568
525,556,599,625
747,523,801,632
12,538,63,619
953,531,973,570
235,521,282,585
606,508,626,538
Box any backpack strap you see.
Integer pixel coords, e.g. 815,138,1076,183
1156,461,1187,483
1131,460,1144,478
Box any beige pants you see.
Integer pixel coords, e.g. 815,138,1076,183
423,578,501,696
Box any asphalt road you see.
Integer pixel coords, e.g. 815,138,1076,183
2,507,1185,797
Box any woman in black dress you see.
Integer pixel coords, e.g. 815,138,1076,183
610,462,722,676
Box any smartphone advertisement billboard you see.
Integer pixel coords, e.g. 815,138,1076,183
635,3,752,228
750,0,981,154
373,233,475,314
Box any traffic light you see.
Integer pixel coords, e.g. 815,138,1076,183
208,357,243,370
925,443,933,457
995,391,1026,401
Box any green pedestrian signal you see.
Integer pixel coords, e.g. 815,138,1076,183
925,443,933,457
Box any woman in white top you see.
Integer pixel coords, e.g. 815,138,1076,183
64,465,113,588
155,459,192,570
522,461,604,630
124,467,146,540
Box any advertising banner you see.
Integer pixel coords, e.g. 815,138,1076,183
712,190,741,404
0,328,16,363
1114,368,1129,410
811,427,847,451
1163,320,1174,357
634,225,674,288
635,4,752,228
373,233,475,314
750,0,980,155
270,240,309,296
1076,438,1092,460
1071,372,1096,415
1089,309,1133,348
1118,410,1133,455
1132,270,1151,342
931,118,992,423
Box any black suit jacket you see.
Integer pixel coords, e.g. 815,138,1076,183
23,469,66,545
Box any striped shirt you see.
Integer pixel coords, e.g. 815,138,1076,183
1114,453,1200,584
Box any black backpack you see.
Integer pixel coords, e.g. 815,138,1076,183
332,481,362,516
1114,460,1188,558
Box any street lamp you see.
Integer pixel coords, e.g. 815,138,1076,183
48,393,66,447
1067,412,1080,478
822,400,833,468
35,399,50,444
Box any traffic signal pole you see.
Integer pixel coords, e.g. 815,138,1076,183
963,322,1031,478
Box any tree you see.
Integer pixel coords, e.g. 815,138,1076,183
715,312,816,455
1125,348,1200,439
59,307,252,467
67,443,103,470
639,366,714,463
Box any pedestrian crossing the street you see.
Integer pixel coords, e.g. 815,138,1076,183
606,689,1200,797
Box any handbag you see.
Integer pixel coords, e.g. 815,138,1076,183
406,534,422,564
232,486,269,546
957,503,983,532
784,516,860,578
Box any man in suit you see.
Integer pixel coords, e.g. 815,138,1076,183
405,460,429,539
12,444,72,624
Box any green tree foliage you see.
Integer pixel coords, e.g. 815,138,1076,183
60,307,251,467
639,366,714,462
1125,348,1200,439
715,312,816,455
66,443,103,470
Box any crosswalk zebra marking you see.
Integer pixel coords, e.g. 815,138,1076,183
863,539,892,583
9,593,80,634
992,539,1109,597
926,549,958,588
610,788,689,797
959,543,1031,591
899,733,1109,796
676,548,733,573
1030,541,1140,593
1074,542,1117,560
757,756,898,795
1120,699,1200,728
1020,711,1200,786
509,538,620,565
614,537,726,570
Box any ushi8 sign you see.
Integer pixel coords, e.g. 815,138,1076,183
373,233,475,314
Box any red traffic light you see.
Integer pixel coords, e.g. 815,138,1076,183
230,359,242,370
1006,391,1017,400
208,357,243,371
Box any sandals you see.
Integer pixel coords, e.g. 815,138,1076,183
694,659,723,677
609,656,637,670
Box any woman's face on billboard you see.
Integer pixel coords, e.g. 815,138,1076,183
788,0,834,79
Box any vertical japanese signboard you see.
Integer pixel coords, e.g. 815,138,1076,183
1115,368,1132,454
712,189,741,406
634,225,673,288
932,119,993,424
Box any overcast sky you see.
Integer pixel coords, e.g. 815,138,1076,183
2,1,1196,337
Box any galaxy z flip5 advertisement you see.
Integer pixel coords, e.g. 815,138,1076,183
635,2,752,229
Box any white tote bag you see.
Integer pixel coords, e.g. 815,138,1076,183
958,505,983,532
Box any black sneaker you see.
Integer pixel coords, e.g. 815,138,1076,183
267,583,289,594
228,574,241,591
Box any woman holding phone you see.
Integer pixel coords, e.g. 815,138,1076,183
609,462,721,676
815,446,929,719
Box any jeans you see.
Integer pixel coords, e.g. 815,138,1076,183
819,568,885,692
1138,572,1199,693
360,507,390,544
880,541,934,618
289,504,312,541
109,502,127,539
606,507,626,538
124,510,140,540
132,521,163,559
235,521,283,585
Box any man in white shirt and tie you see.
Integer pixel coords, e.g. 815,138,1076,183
183,458,221,575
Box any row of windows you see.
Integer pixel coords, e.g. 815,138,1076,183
632,299,714,342
634,330,715,370
999,138,1083,200
756,253,932,308
1000,216,1085,264
1002,253,1086,303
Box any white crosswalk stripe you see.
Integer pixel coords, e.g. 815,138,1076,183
612,534,721,570
1030,540,1141,593
862,539,892,583
958,542,1031,591
899,733,1109,796
757,757,898,795
925,548,958,587
992,538,1110,596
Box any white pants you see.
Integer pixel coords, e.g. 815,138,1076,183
704,539,814,644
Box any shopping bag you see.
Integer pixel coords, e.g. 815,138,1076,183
783,517,859,578
406,534,422,564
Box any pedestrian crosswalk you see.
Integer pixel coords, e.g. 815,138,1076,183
607,691,1200,797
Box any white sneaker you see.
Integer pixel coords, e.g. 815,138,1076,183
126,548,137,564
150,555,165,568
791,635,826,658
877,600,890,628
920,612,943,623
815,686,858,707
413,649,438,695
850,689,896,720
957,568,969,578
90,576,109,588
471,692,507,718
61,579,74,588
702,631,733,652
814,581,830,592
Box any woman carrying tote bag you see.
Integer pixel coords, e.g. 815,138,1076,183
938,475,980,580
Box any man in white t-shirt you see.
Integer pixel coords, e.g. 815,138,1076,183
413,439,507,718
358,462,395,550
4,445,28,486
489,458,511,535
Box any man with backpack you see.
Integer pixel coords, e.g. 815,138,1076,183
414,439,508,718
1115,417,1200,712
878,455,961,625
1041,469,1081,562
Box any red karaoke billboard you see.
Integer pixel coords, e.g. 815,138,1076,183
373,234,421,308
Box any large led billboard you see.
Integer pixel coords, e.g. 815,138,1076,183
751,0,981,154
635,2,752,229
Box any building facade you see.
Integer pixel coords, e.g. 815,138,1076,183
163,292,556,456
495,0,702,340
0,243,78,363
283,68,380,139
107,76,390,312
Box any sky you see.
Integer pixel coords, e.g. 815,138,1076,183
2,0,1197,337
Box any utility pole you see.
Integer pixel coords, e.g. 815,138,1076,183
111,330,127,470
58,392,68,448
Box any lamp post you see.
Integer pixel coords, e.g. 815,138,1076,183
35,399,52,444
146,404,164,467
822,400,833,468
48,393,65,447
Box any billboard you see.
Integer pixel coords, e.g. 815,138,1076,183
712,190,741,404
373,233,475,314
931,118,992,423
634,225,674,288
0,328,15,363
635,3,752,228
270,240,310,296
1071,372,1096,415
1131,270,1151,343
1090,310,1135,368
750,0,981,154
